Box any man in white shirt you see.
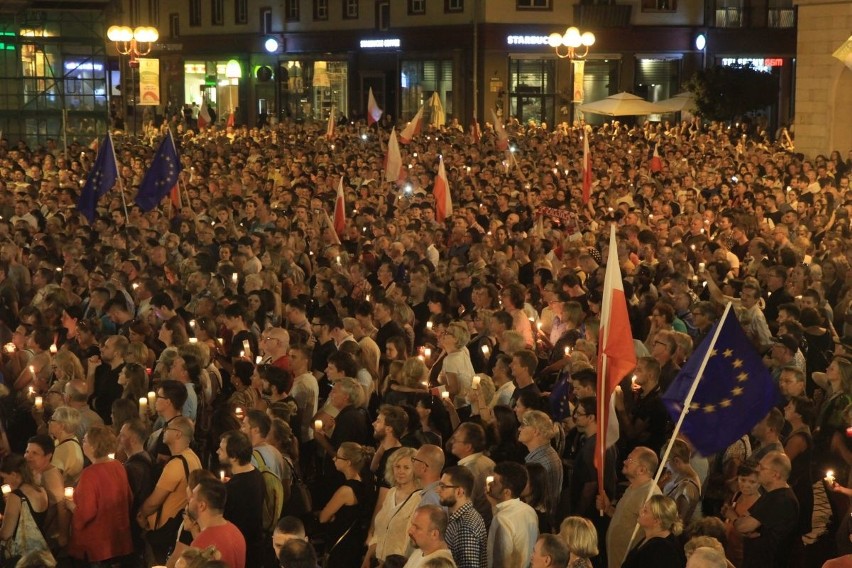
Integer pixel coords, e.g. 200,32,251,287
403,505,457,568
486,462,538,568
287,344,319,445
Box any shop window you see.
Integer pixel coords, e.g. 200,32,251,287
400,60,453,121
148,0,160,25
285,0,300,21
278,59,348,121
344,0,359,19
169,13,180,37
768,0,794,27
235,0,248,24
314,0,329,20
189,0,201,27
445,0,464,13
634,58,680,104
261,7,273,33
376,0,390,30
714,0,743,27
212,0,224,25
580,59,621,126
408,0,425,15
129,0,140,26
517,0,551,9
509,58,555,126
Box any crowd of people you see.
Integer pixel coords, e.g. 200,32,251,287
0,112,849,568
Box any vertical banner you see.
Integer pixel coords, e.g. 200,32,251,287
572,60,585,103
138,58,160,106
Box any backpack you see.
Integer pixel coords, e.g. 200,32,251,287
252,449,285,534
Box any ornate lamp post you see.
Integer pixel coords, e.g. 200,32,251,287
107,25,158,137
548,27,595,59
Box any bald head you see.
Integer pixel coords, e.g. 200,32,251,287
414,444,445,483
686,547,727,568
262,327,290,357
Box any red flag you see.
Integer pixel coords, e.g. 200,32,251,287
326,106,335,140
226,110,235,128
595,225,636,499
582,131,592,204
198,99,211,130
471,117,481,143
333,176,345,236
433,156,452,223
170,184,182,210
399,106,424,144
491,109,509,151
650,143,662,173
385,128,402,183
367,87,382,125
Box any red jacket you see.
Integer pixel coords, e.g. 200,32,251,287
69,460,134,562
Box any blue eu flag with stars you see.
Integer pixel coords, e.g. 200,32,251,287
135,130,182,212
77,134,118,223
662,305,779,456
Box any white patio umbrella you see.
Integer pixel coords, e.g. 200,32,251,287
577,92,662,116
655,92,696,113
427,92,445,127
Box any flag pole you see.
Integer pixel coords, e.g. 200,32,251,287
597,351,609,516
108,132,130,225
621,301,734,565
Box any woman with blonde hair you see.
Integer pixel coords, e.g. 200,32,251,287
362,447,422,567
48,406,84,485
559,516,599,568
663,438,703,525
52,350,85,386
621,494,685,568
437,321,475,419
174,545,220,568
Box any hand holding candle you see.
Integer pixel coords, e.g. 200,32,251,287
64,487,74,500
826,470,836,486
34,396,43,410
1,484,11,496
472,375,481,390
314,419,323,432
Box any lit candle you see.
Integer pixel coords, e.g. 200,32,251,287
314,419,323,431
108,453,115,460
132,282,139,290
486,475,494,485
424,348,431,358
34,396,43,410
139,397,147,415
242,340,251,355
365,294,371,302
240,350,245,358
1,484,11,496
336,255,341,264
28,386,34,397
826,470,836,485
255,356,263,365
189,319,196,328
441,391,450,400
631,375,637,386
231,273,238,284
220,470,226,481
481,345,490,356
64,487,74,499
4,342,15,353
536,322,542,331
472,375,481,389
217,338,224,346
564,346,572,356
698,262,705,273
148,391,157,407
690,244,696,251
426,321,433,331
29,365,35,377
188,337,198,344
49,344,58,354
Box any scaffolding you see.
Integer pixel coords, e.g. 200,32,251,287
0,8,109,149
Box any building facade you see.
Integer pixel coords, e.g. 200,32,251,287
0,0,798,145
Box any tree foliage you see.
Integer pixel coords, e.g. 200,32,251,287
684,64,778,122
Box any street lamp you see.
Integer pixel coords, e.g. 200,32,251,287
108,25,158,137
107,25,158,67
548,27,595,59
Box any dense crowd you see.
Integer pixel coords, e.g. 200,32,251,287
0,112,849,568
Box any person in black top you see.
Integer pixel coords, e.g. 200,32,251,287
118,418,156,567
87,335,127,424
222,303,258,365
615,356,671,457
373,298,407,358
510,348,542,407
218,430,266,568
733,451,800,568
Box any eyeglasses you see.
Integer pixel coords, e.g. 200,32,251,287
572,412,588,418
411,457,428,467
437,483,459,490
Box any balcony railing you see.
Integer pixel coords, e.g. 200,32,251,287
573,4,632,27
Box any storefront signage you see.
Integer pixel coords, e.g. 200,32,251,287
360,38,401,49
64,61,103,72
507,35,550,46
721,57,783,71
